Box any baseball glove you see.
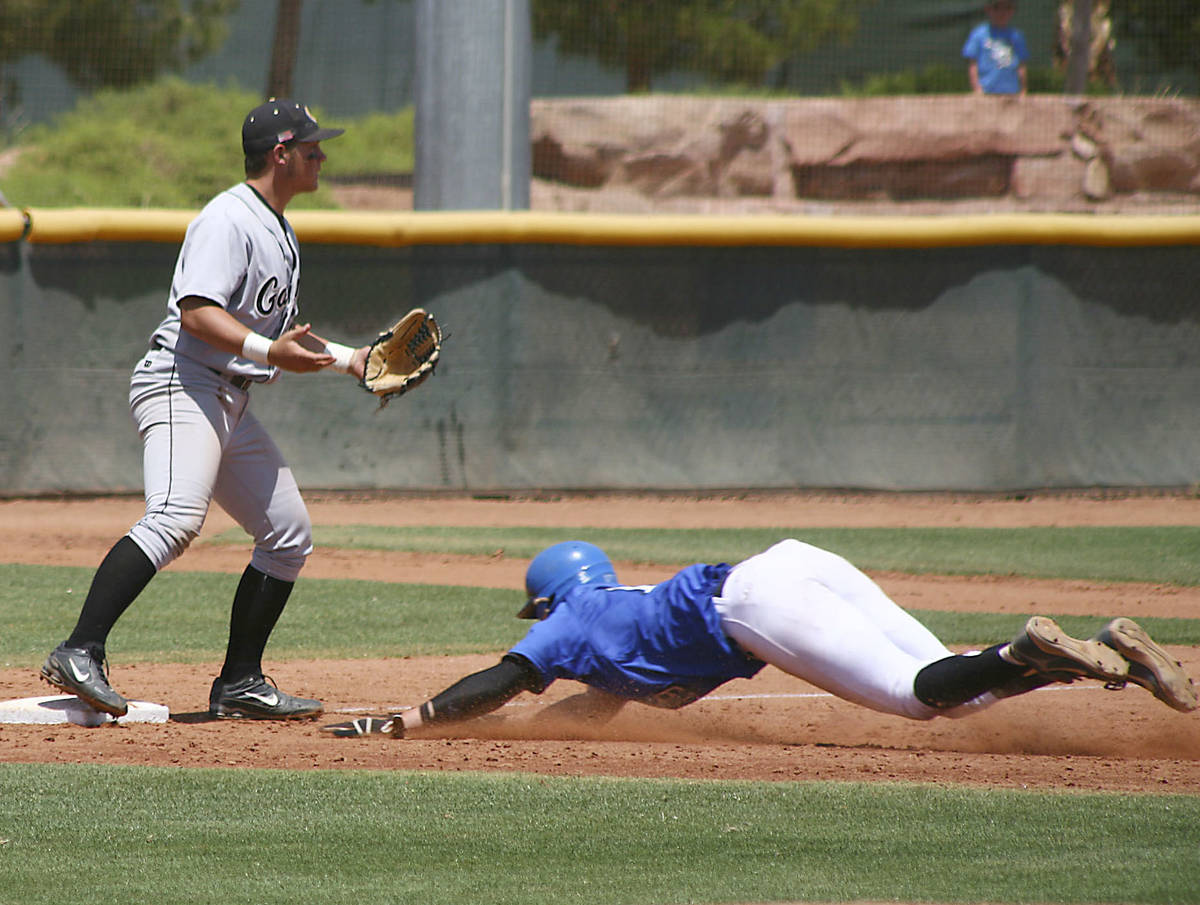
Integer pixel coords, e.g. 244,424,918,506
360,308,442,408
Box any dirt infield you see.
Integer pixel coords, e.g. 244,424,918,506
2,492,1198,794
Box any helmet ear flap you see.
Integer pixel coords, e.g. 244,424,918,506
516,595,552,620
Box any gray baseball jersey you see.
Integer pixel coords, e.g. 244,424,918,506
148,182,300,383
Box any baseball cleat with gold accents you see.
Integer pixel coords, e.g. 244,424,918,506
1091,617,1200,713
1006,616,1129,684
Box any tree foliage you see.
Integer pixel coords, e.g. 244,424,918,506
0,0,239,88
532,0,872,93
3,79,407,208
1112,1,1200,80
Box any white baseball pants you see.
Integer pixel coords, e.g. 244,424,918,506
713,538,970,720
125,349,313,582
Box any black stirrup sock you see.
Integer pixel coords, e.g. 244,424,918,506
66,536,157,654
913,643,1029,709
220,565,294,682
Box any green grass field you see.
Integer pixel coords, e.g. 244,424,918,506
0,764,1197,905
3,525,1199,904
5,561,1199,667
221,523,1200,586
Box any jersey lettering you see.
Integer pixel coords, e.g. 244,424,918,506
254,276,291,317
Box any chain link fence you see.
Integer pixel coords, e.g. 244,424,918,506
1,1,1199,212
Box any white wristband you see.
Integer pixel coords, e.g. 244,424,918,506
323,341,356,374
241,332,273,366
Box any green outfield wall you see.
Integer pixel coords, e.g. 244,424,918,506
3,210,1199,494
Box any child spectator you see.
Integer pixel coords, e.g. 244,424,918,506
963,0,1029,96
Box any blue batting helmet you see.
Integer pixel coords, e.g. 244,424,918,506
517,540,618,619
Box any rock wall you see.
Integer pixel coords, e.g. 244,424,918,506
530,95,1200,215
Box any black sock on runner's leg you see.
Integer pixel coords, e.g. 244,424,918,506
913,643,1031,709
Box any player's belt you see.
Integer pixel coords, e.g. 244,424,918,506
217,372,253,391
151,341,253,391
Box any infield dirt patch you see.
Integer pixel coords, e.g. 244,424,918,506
2,491,1198,793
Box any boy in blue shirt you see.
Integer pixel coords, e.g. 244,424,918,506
325,539,1197,737
964,0,1029,95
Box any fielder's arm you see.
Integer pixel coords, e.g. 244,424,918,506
179,297,334,373
298,328,369,380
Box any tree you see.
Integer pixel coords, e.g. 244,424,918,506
1112,1,1200,82
1055,1,1116,92
266,0,303,99
531,0,871,93
264,0,405,103
0,0,238,89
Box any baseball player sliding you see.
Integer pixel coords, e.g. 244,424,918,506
42,99,369,721
324,539,1199,738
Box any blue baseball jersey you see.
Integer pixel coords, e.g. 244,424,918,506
509,563,765,708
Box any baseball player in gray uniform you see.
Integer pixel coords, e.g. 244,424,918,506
41,99,368,720
325,539,1198,738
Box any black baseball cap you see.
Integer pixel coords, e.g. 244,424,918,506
242,98,344,154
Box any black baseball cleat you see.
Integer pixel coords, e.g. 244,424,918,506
41,643,128,717
320,715,403,738
209,674,323,720
1006,616,1129,684
1091,618,1200,713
